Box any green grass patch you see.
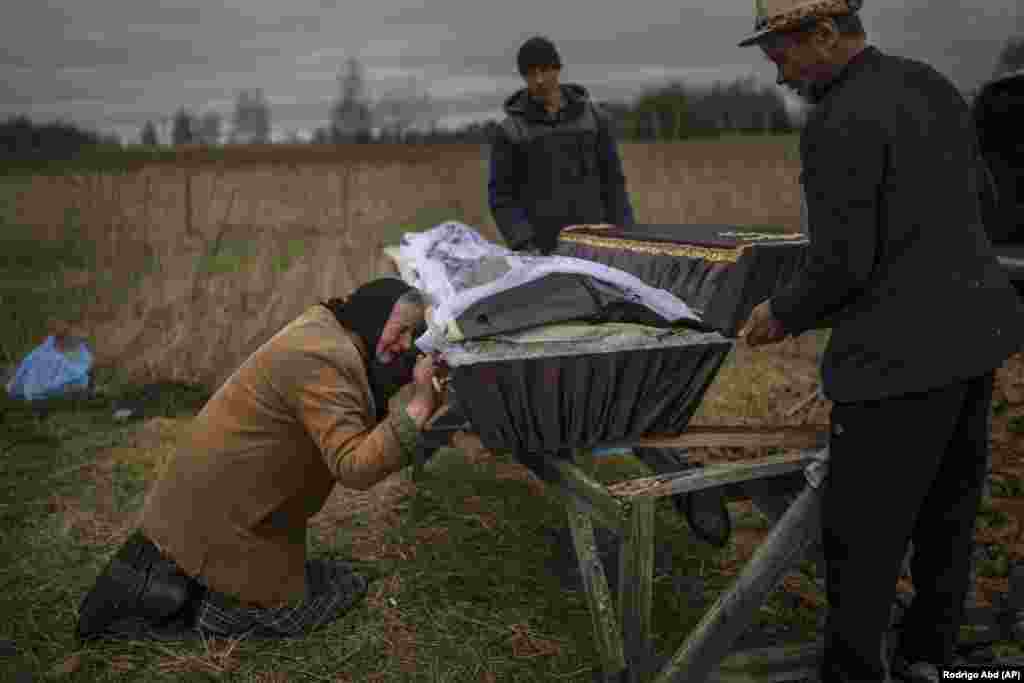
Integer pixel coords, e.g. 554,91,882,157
0,146,220,178
991,474,1024,498
1009,415,1024,434
0,381,212,682
272,239,308,273
197,237,254,276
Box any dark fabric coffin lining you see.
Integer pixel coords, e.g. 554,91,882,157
455,272,688,341
557,236,809,337
704,241,811,336
450,341,732,456
555,240,733,314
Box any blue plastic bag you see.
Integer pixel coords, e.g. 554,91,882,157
590,446,634,459
6,336,94,401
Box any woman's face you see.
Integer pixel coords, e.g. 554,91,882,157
375,301,425,364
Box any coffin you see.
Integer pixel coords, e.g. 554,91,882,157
555,224,810,336
444,326,733,456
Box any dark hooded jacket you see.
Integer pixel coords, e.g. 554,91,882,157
487,83,635,254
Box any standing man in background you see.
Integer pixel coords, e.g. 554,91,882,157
737,1,1024,681
488,35,635,255
488,36,732,549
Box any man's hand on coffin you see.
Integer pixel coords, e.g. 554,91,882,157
739,299,788,347
412,352,441,386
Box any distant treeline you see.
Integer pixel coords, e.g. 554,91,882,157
309,76,803,144
0,75,800,175
609,77,800,140
1,116,120,162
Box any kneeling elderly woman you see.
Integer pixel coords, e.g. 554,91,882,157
78,278,445,641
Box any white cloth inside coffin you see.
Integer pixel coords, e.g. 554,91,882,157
395,222,702,354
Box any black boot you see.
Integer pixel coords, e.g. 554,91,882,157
633,447,732,548
77,532,204,642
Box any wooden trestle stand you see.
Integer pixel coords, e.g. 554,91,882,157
504,426,828,683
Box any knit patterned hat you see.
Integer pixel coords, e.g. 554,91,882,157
738,0,863,47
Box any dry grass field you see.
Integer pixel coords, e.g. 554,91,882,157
7,137,802,387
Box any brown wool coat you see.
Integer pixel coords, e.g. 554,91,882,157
139,305,420,607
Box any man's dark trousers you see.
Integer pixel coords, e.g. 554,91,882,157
820,371,995,682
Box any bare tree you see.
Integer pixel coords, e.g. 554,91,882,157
232,89,272,144
374,75,436,141
197,111,222,145
330,58,374,142
171,107,196,145
993,35,1024,78
140,120,158,146
311,127,330,144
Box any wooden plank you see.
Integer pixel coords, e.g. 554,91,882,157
566,499,627,678
531,454,627,535
746,489,826,577
618,426,828,451
707,642,824,683
654,483,824,683
608,452,820,501
729,474,827,598
618,498,656,683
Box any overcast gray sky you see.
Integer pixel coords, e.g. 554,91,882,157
2,0,1020,143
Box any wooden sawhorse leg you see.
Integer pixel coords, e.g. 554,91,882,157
566,498,628,682
652,481,823,683
564,494,657,683
531,451,655,682
618,497,657,682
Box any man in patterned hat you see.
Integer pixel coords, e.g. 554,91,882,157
737,1,1024,681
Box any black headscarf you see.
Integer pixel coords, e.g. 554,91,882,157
322,278,421,420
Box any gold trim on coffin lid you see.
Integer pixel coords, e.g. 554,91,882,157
559,225,805,264
559,231,743,263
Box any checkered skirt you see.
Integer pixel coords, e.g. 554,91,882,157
196,558,369,638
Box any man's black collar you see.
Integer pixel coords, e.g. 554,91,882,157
808,45,880,104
